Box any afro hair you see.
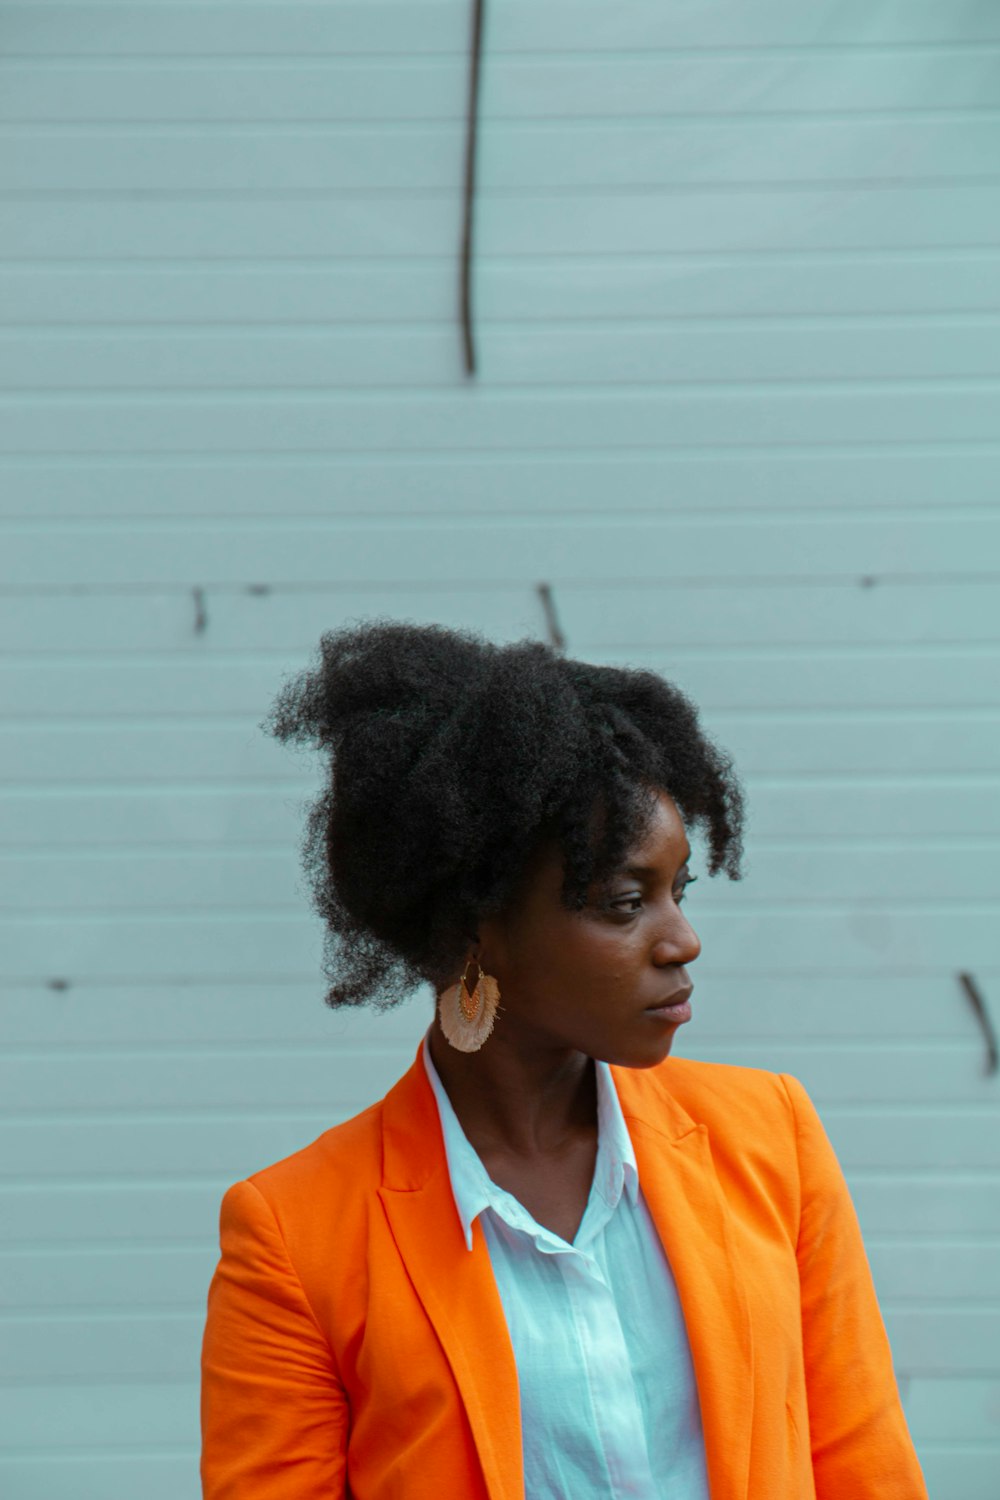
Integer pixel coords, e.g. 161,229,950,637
267,620,744,1009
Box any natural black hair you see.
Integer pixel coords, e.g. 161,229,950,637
267,620,744,1009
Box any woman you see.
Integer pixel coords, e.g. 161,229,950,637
201,621,927,1499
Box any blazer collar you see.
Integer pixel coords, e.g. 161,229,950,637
378,1053,525,1500
379,1051,753,1500
613,1062,755,1500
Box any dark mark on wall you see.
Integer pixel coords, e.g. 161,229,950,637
48,978,70,992
460,0,486,377
537,582,567,653
193,586,208,634
958,972,999,1076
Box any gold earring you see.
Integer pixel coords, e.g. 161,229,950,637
439,957,501,1053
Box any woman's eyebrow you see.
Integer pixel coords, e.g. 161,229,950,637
620,854,692,879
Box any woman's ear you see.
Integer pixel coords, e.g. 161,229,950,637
473,913,510,979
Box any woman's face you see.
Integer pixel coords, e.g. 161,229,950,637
478,788,701,1069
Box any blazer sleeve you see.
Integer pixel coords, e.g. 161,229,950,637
780,1074,928,1500
201,1178,349,1499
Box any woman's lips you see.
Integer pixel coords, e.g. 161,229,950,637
645,988,693,1024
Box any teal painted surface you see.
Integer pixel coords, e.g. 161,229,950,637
1,3,999,1494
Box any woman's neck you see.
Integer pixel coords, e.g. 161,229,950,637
426,1016,597,1159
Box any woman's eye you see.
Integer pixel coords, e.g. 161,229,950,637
605,874,697,914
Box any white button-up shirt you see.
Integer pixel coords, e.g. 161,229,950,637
422,1039,711,1499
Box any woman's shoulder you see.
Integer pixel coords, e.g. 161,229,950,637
614,1056,832,1228
614,1052,812,1161
624,1051,798,1111
244,1095,386,1208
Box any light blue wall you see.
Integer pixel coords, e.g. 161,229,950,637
2,4,999,1496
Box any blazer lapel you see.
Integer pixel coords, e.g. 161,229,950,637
378,1055,524,1500
614,1066,754,1500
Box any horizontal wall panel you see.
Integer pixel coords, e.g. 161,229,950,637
3,776,1000,845
461,2,1000,51
5,4,1000,58
906,1379,1000,1441
724,779,1000,837
5,839,1000,910
2,185,998,261
0,781,305,843
820,1113,1000,1172
0,61,474,126
719,1038,999,1105
0,195,464,262
0,1382,195,1449
0,588,542,652
0,981,428,1045
868,1245,1000,1301
851,1177,1000,1238
0,580,996,655
456,114,1000,189
8,1106,998,1182
609,651,1000,712
481,50,1000,119
0,261,458,326
354,249,1000,321
1,3,470,59
0,1456,195,1500
4,589,995,667
884,1309,1000,1376
0,1181,268,1248
0,1044,423,1118
4,1118,348,1185
0,976,983,1046
6,317,1000,390
4,515,1000,587
565,582,1000,647
8,119,1000,193
3,54,997,124
4,651,1000,716
0,850,305,910
3,387,1000,456
915,1450,1000,1500
3,449,999,520
0,658,285,717
1,1042,993,1115
2,253,997,328
1,579,995,657
719,714,1000,774
1,126,482,195
3,712,1000,783
0,724,300,787
695,1042,1000,1106
0,1248,216,1312
1,1311,203,1381
0,784,306,843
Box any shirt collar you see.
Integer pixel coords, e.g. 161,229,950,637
421,1034,640,1252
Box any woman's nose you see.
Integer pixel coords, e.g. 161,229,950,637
652,908,701,966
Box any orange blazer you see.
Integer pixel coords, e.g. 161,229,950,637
201,1051,928,1500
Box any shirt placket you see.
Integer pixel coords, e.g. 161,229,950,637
556,1242,660,1498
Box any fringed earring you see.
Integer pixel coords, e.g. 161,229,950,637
439,957,500,1053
